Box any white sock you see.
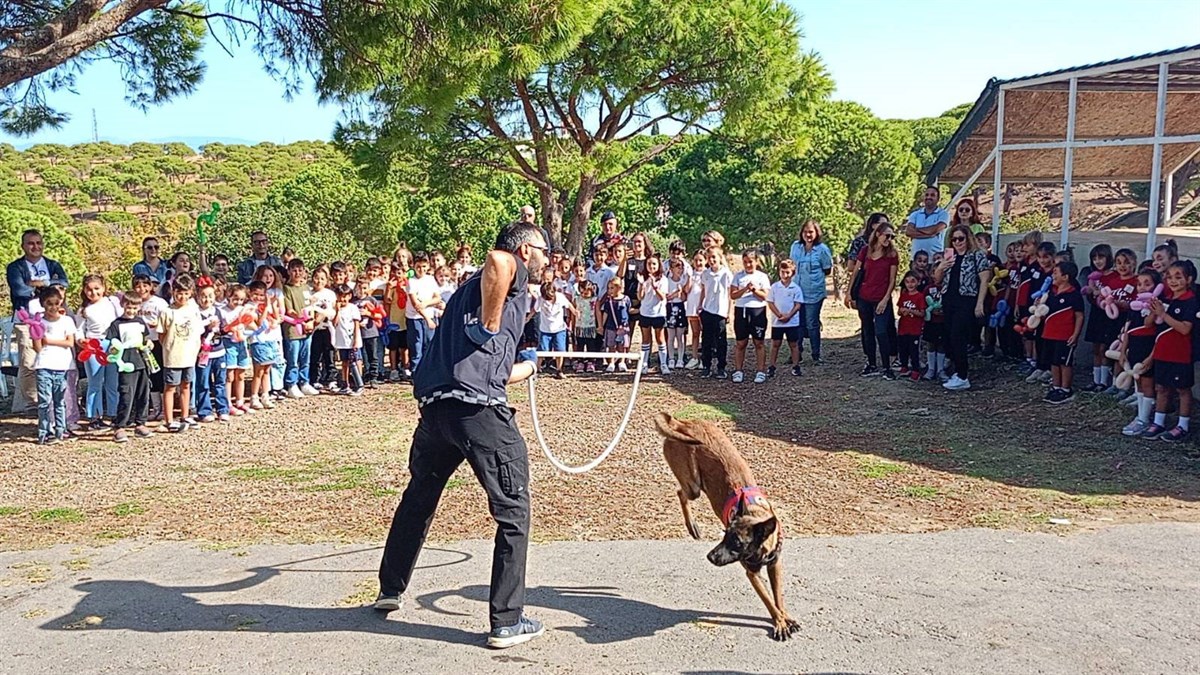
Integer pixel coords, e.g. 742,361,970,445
1179,416,1190,431
1100,366,1112,386
658,346,668,367
1135,394,1149,423
1154,412,1167,426
1092,366,1101,385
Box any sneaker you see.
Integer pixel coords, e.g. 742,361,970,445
218,413,232,422
114,430,129,444
373,593,402,612
133,425,152,438
586,363,596,373
715,369,728,380
1117,391,1139,406
731,371,745,383
1038,370,1053,384
388,370,401,383
660,363,672,376
882,369,897,381
699,368,712,378
199,415,216,423
89,418,111,431
921,369,935,382
37,437,59,446
241,404,256,415
487,615,545,649
262,398,277,409
791,365,803,377
605,363,615,373
753,371,767,384
1083,383,1105,394
860,365,879,377
1101,385,1124,398
1140,423,1166,440
1160,425,1190,442
1024,369,1045,384
943,375,971,391
685,358,701,370
810,357,822,366
288,385,305,399
574,362,584,374
167,421,185,433
1043,388,1061,403
349,388,364,396
1122,419,1149,436
1052,389,1075,404
553,369,565,380
767,365,777,378
251,398,265,410
617,361,628,372
301,384,320,396
402,368,412,379
229,406,245,416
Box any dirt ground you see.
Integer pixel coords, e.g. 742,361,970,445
1,304,1198,551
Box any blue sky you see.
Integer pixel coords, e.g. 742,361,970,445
3,0,1196,146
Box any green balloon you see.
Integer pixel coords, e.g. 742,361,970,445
197,202,220,245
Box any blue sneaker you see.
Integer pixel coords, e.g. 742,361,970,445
487,614,544,649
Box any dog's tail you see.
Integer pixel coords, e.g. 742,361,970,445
653,412,703,444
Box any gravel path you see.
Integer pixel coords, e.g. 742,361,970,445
2,523,1198,674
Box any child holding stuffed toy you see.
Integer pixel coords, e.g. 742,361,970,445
1082,244,1118,392
897,272,926,381
1121,268,1162,436
355,277,384,386
331,284,365,395
1040,261,1085,404
921,286,946,381
76,273,122,430
106,292,153,442
32,286,76,445
220,284,253,415
1102,249,1139,396
245,280,279,411
1139,261,1199,442
1014,232,1043,374
1023,241,1057,384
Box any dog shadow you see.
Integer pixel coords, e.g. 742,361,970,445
417,584,770,643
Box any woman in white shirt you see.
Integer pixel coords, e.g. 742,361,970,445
637,255,671,374
730,250,772,384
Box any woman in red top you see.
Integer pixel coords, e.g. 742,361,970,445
1142,260,1199,442
853,222,899,379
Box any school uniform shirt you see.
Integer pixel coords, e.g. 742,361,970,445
624,257,646,310
666,274,688,304
136,294,169,341
332,304,363,350
197,305,226,360
33,315,75,371
1152,290,1199,364
586,265,614,298
1106,275,1137,306
537,292,572,334
157,302,203,369
767,281,805,328
1041,285,1085,342
405,274,439,321
700,267,734,317
104,316,150,370
1015,258,1038,308
639,276,669,318
75,296,121,340
685,269,704,316
732,270,771,309
897,290,927,336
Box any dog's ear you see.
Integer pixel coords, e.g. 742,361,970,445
751,517,778,546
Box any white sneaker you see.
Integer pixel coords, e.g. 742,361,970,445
262,398,276,409
660,362,672,375
640,359,649,374
753,371,767,384
301,384,319,396
731,371,745,383
617,361,628,372
685,358,700,370
605,363,615,373
1038,370,1053,383
288,385,304,399
250,397,265,410
1122,418,1148,436
1025,369,1045,384
943,375,971,391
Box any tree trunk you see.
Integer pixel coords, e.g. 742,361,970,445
1002,184,1014,214
537,185,562,249
564,175,599,258
1170,159,1198,213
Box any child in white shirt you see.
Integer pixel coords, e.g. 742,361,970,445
33,287,76,444
537,281,578,378
766,259,806,378
730,249,772,383
698,247,733,378
332,285,365,394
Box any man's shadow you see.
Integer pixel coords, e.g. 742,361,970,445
41,548,767,645
417,584,770,643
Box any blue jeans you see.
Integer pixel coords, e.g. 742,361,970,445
195,355,229,417
539,330,567,351
83,357,118,419
36,369,67,441
408,319,434,371
283,335,312,387
798,298,824,360
270,339,285,391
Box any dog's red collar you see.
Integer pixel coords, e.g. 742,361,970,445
721,486,769,527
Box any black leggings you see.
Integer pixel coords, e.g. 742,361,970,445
309,328,335,385
897,335,920,371
944,294,979,379
699,310,728,371
856,300,894,368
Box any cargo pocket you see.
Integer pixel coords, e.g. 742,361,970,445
495,442,529,500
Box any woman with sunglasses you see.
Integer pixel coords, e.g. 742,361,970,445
946,198,985,246
932,225,994,391
132,237,169,287
853,222,899,379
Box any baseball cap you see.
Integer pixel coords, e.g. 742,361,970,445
601,211,616,221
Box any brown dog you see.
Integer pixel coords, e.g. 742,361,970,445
653,412,799,640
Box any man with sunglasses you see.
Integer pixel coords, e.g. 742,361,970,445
132,237,169,286
236,231,284,284
905,186,950,261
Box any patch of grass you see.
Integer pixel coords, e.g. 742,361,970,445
371,487,399,498
0,506,23,517
63,558,90,571
856,456,907,479
674,402,740,422
112,502,145,517
901,486,941,499
228,466,320,483
233,616,260,631
1073,495,1119,508
304,465,373,492
339,579,379,606
21,608,47,620
970,510,1019,528
34,508,84,524
445,478,466,491
96,530,127,540
199,541,244,552
22,565,52,583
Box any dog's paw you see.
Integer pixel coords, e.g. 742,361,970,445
686,520,702,540
770,618,800,641
785,618,800,635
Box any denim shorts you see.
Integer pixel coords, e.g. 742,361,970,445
163,366,194,386
249,340,280,366
225,341,250,370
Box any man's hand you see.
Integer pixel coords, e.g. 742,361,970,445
517,348,538,366
464,320,498,346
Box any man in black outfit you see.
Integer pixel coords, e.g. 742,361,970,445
375,222,548,649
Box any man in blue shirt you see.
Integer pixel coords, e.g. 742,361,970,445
905,186,950,260
375,221,549,649
6,229,69,414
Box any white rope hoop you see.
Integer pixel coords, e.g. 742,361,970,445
526,350,646,474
